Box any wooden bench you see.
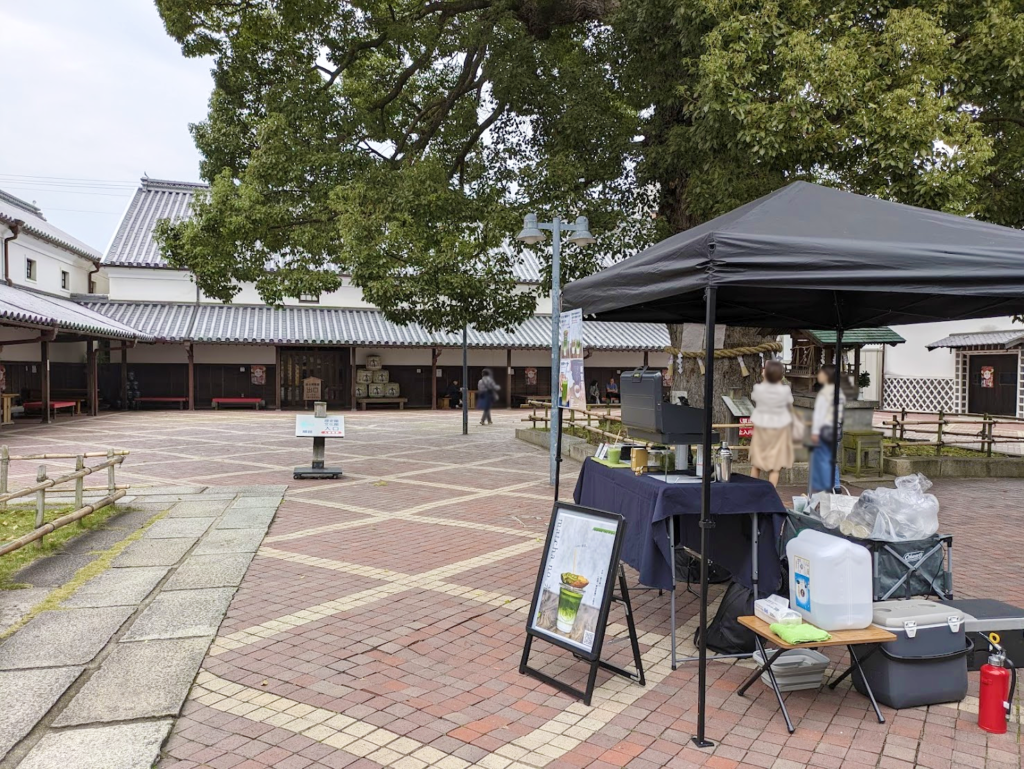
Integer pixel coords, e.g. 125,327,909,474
357,397,408,410
212,397,263,410
137,397,188,410
22,400,81,417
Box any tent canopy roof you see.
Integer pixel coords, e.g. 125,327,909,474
562,182,1024,329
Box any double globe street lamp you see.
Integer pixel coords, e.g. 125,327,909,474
516,214,596,486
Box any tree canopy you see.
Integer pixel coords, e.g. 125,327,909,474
155,0,1024,333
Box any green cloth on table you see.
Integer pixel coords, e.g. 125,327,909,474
590,457,630,468
770,622,831,644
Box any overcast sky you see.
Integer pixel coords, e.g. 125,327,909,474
0,1,212,251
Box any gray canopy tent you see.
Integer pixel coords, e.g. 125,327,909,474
562,180,1024,746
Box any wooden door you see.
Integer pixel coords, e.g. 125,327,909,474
968,354,1018,416
280,348,350,409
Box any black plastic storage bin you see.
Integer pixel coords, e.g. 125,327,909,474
783,510,952,600
855,600,971,709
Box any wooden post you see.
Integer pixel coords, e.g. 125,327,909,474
86,341,98,416
0,446,8,513
120,343,128,410
506,349,513,409
35,465,46,548
273,346,281,410
899,407,907,441
431,347,439,410
350,347,357,411
187,343,196,411
75,454,84,526
643,350,649,368
985,413,993,457
854,347,862,392
936,408,944,456
107,448,115,495
40,340,52,424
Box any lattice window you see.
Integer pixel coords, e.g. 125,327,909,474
882,377,955,413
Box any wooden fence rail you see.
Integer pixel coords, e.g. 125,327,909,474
881,409,1024,456
0,446,130,553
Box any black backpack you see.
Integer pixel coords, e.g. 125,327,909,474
694,580,757,655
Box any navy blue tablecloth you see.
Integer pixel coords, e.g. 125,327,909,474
573,459,787,593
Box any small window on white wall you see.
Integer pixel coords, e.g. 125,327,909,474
299,293,320,304
61,270,69,290
25,259,36,281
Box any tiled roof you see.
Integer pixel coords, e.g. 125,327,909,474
0,189,103,263
104,178,207,267
82,301,197,342
0,285,150,340
103,178,550,281
927,330,1024,350
807,328,905,345
82,301,669,350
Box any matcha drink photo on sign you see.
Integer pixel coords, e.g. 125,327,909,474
528,504,622,656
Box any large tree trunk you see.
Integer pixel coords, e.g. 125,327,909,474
662,182,777,427
669,325,774,427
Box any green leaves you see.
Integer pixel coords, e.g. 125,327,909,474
155,0,1024,333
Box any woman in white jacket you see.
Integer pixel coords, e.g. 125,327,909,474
810,364,845,492
749,359,794,486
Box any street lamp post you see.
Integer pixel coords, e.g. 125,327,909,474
516,214,596,488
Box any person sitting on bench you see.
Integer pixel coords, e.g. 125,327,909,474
605,376,619,403
444,380,462,408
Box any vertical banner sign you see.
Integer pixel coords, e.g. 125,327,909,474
738,416,753,439
525,367,537,386
251,365,266,386
559,308,585,410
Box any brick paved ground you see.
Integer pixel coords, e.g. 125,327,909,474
1,409,1022,768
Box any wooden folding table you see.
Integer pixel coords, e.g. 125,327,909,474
736,616,896,733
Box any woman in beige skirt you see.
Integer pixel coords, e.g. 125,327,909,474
749,359,794,486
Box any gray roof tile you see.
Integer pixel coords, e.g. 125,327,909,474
927,330,1024,350
82,302,668,350
0,286,150,340
0,189,102,263
104,179,205,267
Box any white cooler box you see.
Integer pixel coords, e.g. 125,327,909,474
855,600,970,709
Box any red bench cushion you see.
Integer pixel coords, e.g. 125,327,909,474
212,398,261,403
22,401,76,409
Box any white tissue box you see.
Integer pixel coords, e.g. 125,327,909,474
755,595,802,625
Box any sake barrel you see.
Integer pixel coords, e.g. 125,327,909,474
368,383,385,398
356,369,372,384
355,383,368,399
372,369,390,383
384,382,401,398
365,354,383,371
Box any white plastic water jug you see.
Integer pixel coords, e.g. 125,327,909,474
786,529,873,631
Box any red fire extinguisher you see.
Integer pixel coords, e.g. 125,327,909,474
979,634,1016,734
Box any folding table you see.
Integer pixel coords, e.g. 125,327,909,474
736,615,896,733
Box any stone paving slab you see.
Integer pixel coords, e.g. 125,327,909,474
227,495,284,509
59,527,133,555
215,507,276,530
54,637,211,726
12,552,94,588
129,485,207,496
63,566,169,609
164,553,255,590
112,537,196,568
0,606,134,669
191,527,266,555
143,516,215,539
104,509,162,529
122,587,236,641
18,719,173,769
0,588,49,635
0,667,82,760
165,499,232,518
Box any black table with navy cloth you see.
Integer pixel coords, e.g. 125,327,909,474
573,459,787,595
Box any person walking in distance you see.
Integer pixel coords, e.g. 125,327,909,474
477,368,500,425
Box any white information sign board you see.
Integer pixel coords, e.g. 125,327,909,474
294,415,345,438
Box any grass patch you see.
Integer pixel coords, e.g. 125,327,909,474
0,501,127,590
883,440,999,458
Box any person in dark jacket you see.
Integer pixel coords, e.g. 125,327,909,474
477,369,500,425
444,380,462,408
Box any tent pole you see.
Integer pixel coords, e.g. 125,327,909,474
693,285,716,749
831,329,843,491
